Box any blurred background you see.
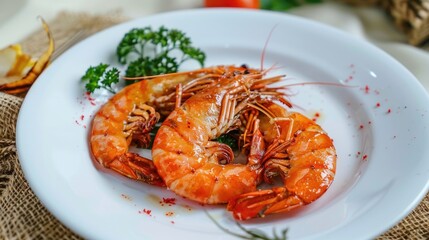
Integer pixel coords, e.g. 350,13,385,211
0,0,428,89
0,0,428,47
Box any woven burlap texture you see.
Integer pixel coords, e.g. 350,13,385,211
0,93,81,239
0,11,127,239
0,8,428,240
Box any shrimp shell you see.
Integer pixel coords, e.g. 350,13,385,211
152,72,289,204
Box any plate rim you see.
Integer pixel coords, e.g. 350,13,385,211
16,8,429,240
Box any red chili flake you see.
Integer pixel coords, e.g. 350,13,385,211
362,155,368,161
85,92,93,100
359,125,364,129
364,85,370,94
80,115,84,121
121,194,132,201
357,151,361,155
139,208,152,216
376,102,381,108
345,75,354,83
85,92,97,106
171,221,175,224
387,108,391,114
162,197,176,205
165,211,174,217
312,112,321,122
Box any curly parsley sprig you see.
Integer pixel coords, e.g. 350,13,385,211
82,26,206,93
117,26,206,78
81,63,119,93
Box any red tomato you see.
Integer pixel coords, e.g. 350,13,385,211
204,0,260,8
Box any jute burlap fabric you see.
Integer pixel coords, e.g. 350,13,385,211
0,93,81,239
0,11,126,239
0,9,428,240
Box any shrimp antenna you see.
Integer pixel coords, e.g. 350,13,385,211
260,24,279,71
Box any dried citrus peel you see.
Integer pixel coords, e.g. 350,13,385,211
0,18,55,95
0,44,35,79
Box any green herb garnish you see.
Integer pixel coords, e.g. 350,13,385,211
81,63,119,93
206,212,288,240
216,133,239,151
261,0,322,11
81,26,206,93
117,26,206,78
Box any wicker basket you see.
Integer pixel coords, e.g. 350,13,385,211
339,0,429,46
338,0,381,6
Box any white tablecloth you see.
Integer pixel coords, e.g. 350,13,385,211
0,0,428,90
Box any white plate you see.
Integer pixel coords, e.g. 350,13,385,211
0,0,26,26
17,9,429,240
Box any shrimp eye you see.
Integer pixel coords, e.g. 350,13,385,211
240,64,249,69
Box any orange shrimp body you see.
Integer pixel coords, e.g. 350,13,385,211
152,73,287,204
227,101,336,220
90,74,193,186
90,65,264,186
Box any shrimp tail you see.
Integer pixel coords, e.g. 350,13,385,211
108,153,165,187
205,141,235,164
227,187,304,220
